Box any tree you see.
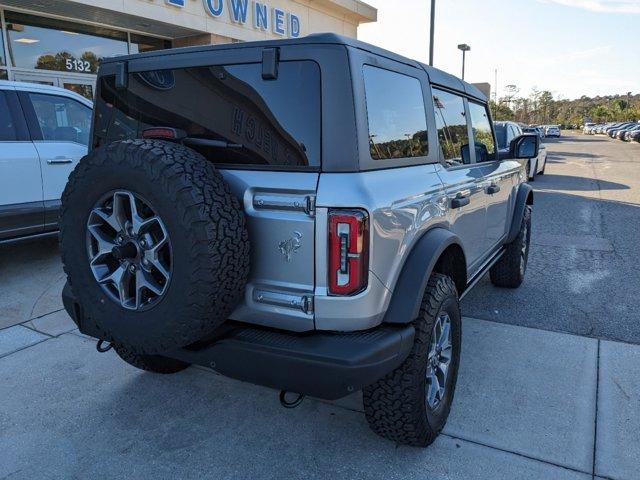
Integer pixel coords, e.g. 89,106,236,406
489,100,515,121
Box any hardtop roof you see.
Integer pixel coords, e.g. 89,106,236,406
100,33,486,101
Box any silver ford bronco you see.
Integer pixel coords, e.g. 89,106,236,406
61,34,538,447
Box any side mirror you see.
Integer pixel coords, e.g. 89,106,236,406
510,134,539,159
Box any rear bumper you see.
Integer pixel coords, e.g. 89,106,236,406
63,281,415,400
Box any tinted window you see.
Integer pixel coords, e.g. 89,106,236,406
432,88,470,166
6,11,128,74
0,93,18,141
363,66,428,160
495,124,507,149
468,101,496,162
94,61,321,169
29,94,92,145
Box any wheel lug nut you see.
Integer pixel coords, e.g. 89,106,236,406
129,265,136,273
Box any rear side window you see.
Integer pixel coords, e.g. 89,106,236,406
363,66,428,160
93,61,321,169
29,94,92,145
432,88,470,167
468,101,496,162
0,92,17,141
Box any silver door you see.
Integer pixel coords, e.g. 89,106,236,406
467,102,519,252
435,164,487,269
478,160,520,250
431,87,487,270
220,170,318,332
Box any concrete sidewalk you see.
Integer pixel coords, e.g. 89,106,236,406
1,316,638,480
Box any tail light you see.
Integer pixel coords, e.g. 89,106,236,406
328,210,369,296
142,127,185,141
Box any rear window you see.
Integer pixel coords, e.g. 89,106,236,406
93,61,321,169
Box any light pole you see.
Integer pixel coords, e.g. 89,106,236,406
429,0,436,66
457,43,470,80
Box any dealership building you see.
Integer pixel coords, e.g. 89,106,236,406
0,0,376,98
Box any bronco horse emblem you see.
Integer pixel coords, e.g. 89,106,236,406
278,231,303,262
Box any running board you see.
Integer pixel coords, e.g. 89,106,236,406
0,230,59,245
460,248,505,300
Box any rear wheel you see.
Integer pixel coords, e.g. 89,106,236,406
363,273,461,447
60,139,250,354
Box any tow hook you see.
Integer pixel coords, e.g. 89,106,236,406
96,340,113,353
279,390,305,409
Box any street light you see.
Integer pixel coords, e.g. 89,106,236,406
429,0,436,66
457,43,470,80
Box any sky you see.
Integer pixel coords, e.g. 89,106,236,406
358,0,640,100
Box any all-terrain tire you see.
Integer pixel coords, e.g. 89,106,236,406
363,273,462,447
490,205,532,288
60,139,250,354
113,344,189,374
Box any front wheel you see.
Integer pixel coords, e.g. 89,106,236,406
490,205,532,288
363,273,462,447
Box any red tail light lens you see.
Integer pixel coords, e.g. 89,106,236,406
328,209,369,296
141,127,185,140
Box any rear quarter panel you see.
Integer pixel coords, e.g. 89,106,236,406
314,165,446,330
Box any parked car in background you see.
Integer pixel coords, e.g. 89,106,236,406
628,129,640,142
524,126,544,140
0,81,93,243
583,122,596,134
608,122,636,138
496,121,547,180
619,124,640,141
545,125,561,137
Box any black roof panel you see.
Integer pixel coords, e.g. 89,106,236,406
101,33,485,100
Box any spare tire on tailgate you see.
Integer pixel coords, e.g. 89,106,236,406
60,139,250,354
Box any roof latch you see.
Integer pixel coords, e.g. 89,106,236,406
261,48,279,80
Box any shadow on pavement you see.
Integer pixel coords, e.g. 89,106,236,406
463,189,640,344
543,136,607,144
532,174,629,191
547,151,600,159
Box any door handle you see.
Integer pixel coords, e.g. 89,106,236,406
47,157,73,165
451,195,470,209
486,184,501,195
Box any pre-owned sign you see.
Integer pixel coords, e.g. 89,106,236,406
164,0,301,38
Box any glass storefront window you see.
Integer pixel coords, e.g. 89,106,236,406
5,11,128,74
0,70,8,80
0,27,5,66
130,34,171,54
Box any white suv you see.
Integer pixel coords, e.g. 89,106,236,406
0,81,93,243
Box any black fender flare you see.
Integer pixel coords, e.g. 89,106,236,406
383,228,465,325
506,183,534,244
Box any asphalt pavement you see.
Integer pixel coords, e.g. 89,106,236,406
463,134,640,344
